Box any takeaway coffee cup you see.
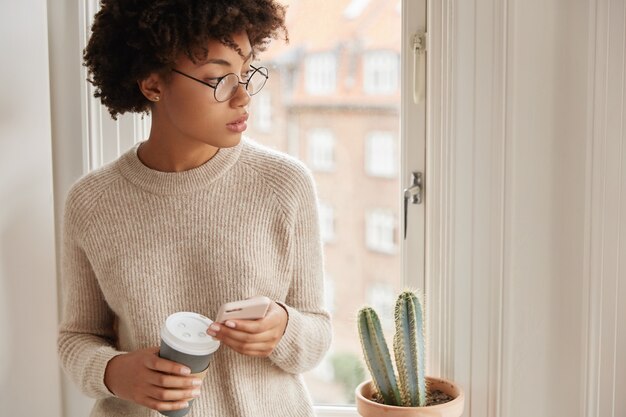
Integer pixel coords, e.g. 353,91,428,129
158,312,221,417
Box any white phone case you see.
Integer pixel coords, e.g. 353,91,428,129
215,295,272,323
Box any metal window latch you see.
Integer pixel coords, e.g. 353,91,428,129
403,171,423,239
413,31,427,104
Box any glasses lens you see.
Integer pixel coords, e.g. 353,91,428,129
247,67,268,96
215,74,239,102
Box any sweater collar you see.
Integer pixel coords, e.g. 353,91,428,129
117,139,244,195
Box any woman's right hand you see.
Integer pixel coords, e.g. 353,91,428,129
103,346,203,412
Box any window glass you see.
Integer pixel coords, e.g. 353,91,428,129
254,92,272,132
305,53,337,95
366,209,397,254
318,201,336,243
365,131,396,178
308,129,336,172
363,51,399,95
246,0,402,406
84,0,404,408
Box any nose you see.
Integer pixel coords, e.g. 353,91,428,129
230,83,251,108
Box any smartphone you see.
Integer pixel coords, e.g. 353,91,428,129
215,295,272,323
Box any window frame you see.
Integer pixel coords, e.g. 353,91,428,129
363,50,400,95
365,131,397,178
365,209,398,254
305,52,338,95
308,128,336,172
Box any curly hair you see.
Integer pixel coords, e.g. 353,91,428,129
83,0,288,119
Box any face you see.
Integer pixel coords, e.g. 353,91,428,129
152,32,254,149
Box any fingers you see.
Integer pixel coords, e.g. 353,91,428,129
144,352,192,376
215,326,280,356
142,367,203,411
207,301,288,358
145,385,201,402
146,372,204,389
143,397,191,412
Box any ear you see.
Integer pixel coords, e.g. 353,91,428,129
137,72,164,103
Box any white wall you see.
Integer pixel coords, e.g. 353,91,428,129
434,0,626,416
0,0,62,416
47,0,97,415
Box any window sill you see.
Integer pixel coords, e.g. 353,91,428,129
315,405,359,416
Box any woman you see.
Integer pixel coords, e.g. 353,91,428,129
57,1,332,416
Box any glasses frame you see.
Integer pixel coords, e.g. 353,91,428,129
171,65,269,102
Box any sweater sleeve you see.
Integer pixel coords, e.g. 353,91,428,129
57,188,125,399
268,166,333,374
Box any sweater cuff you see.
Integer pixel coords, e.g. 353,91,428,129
88,346,126,398
269,303,303,371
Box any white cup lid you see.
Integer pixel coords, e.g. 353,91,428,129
161,312,221,356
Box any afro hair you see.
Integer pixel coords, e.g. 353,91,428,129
83,0,288,119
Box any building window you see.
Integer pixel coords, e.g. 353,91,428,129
366,209,397,254
319,201,336,243
343,0,370,19
305,52,337,95
367,282,395,329
324,274,335,314
363,51,399,95
308,129,335,172
365,131,396,178
255,92,272,132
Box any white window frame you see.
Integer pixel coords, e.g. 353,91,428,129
53,1,428,416
343,0,371,19
365,209,397,254
365,131,397,178
305,52,337,95
318,201,336,243
323,274,335,314
308,129,336,172
366,282,396,329
255,92,272,132
363,50,400,95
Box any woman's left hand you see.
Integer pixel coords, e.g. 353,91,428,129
207,301,288,357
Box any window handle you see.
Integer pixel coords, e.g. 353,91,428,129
403,171,423,239
413,31,427,104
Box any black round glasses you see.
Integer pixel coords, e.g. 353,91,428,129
171,65,269,102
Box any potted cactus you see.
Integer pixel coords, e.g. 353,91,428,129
355,290,464,417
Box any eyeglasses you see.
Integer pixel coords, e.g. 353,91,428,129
171,65,269,102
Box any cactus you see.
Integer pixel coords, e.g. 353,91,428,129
393,291,427,407
357,290,427,407
357,307,402,405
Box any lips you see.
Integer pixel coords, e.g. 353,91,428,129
226,113,249,133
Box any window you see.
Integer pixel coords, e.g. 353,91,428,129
343,0,370,19
319,201,336,243
305,53,337,95
308,129,335,172
77,0,422,414
367,282,395,329
254,92,272,132
365,131,396,178
324,274,335,313
366,209,397,254
363,51,399,95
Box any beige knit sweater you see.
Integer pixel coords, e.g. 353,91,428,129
57,137,332,417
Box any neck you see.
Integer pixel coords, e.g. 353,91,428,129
137,134,220,173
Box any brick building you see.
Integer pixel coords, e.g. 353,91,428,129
246,0,402,404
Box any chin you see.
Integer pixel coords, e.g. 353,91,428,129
219,133,244,148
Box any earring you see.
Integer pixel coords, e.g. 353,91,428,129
154,96,160,102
